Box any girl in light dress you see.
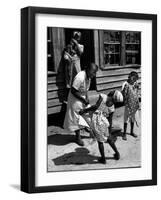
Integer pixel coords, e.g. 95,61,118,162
122,71,140,140
79,90,123,164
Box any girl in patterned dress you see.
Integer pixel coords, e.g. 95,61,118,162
122,71,140,140
79,90,123,164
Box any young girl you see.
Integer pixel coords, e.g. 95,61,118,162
79,90,123,164
122,71,140,141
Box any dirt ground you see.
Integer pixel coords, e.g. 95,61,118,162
48,106,141,172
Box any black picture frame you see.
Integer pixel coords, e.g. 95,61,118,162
21,6,157,193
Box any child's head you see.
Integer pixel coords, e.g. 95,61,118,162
128,71,139,84
73,31,81,42
107,90,123,106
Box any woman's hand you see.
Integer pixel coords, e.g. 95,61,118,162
84,98,89,106
79,109,84,115
71,38,78,45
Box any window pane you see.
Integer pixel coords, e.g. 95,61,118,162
103,31,120,66
125,32,141,64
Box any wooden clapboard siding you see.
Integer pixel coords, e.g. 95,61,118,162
48,105,62,115
97,78,141,91
47,70,66,114
48,98,63,107
48,75,64,84
48,82,65,91
97,74,141,85
48,90,65,99
96,66,141,93
97,67,141,77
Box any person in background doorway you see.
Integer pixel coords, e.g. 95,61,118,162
63,63,98,146
63,31,84,98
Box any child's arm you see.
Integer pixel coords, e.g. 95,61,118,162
71,39,83,56
134,81,140,93
79,95,103,115
122,83,128,103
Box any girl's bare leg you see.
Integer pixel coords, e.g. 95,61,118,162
98,142,106,164
130,122,137,137
107,138,120,160
75,129,84,146
122,122,127,140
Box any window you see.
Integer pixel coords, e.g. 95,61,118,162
99,30,141,68
103,31,120,65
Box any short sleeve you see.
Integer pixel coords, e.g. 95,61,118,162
122,82,129,100
100,93,107,103
122,81,128,91
72,71,84,90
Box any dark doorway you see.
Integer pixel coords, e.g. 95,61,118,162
65,28,96,90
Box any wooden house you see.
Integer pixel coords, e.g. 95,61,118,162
47,28,141,115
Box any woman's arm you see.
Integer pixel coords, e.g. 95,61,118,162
71,39,83,56
71,87,89,105
79,95,103,115
107,112,114,134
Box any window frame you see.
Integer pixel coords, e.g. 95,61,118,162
99,30,141,69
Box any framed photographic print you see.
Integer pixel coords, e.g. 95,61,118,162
21,6,157,193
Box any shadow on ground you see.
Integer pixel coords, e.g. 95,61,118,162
48,134,90,146
10,184,20,191
111,129,122,137
48,128,123,146
52,147,115,166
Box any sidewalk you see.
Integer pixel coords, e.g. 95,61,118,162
48,106,141,172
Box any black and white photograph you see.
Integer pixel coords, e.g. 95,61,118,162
47,27,141,172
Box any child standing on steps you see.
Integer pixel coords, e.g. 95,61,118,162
122,71,140,141
79,90,123,164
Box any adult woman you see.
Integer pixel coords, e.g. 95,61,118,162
63,63,98,146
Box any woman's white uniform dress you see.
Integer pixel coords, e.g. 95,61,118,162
63,70,91,132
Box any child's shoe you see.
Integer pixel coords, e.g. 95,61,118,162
114,152,120,160
131,132,137,138
122,133,127,140
98,157,106,164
